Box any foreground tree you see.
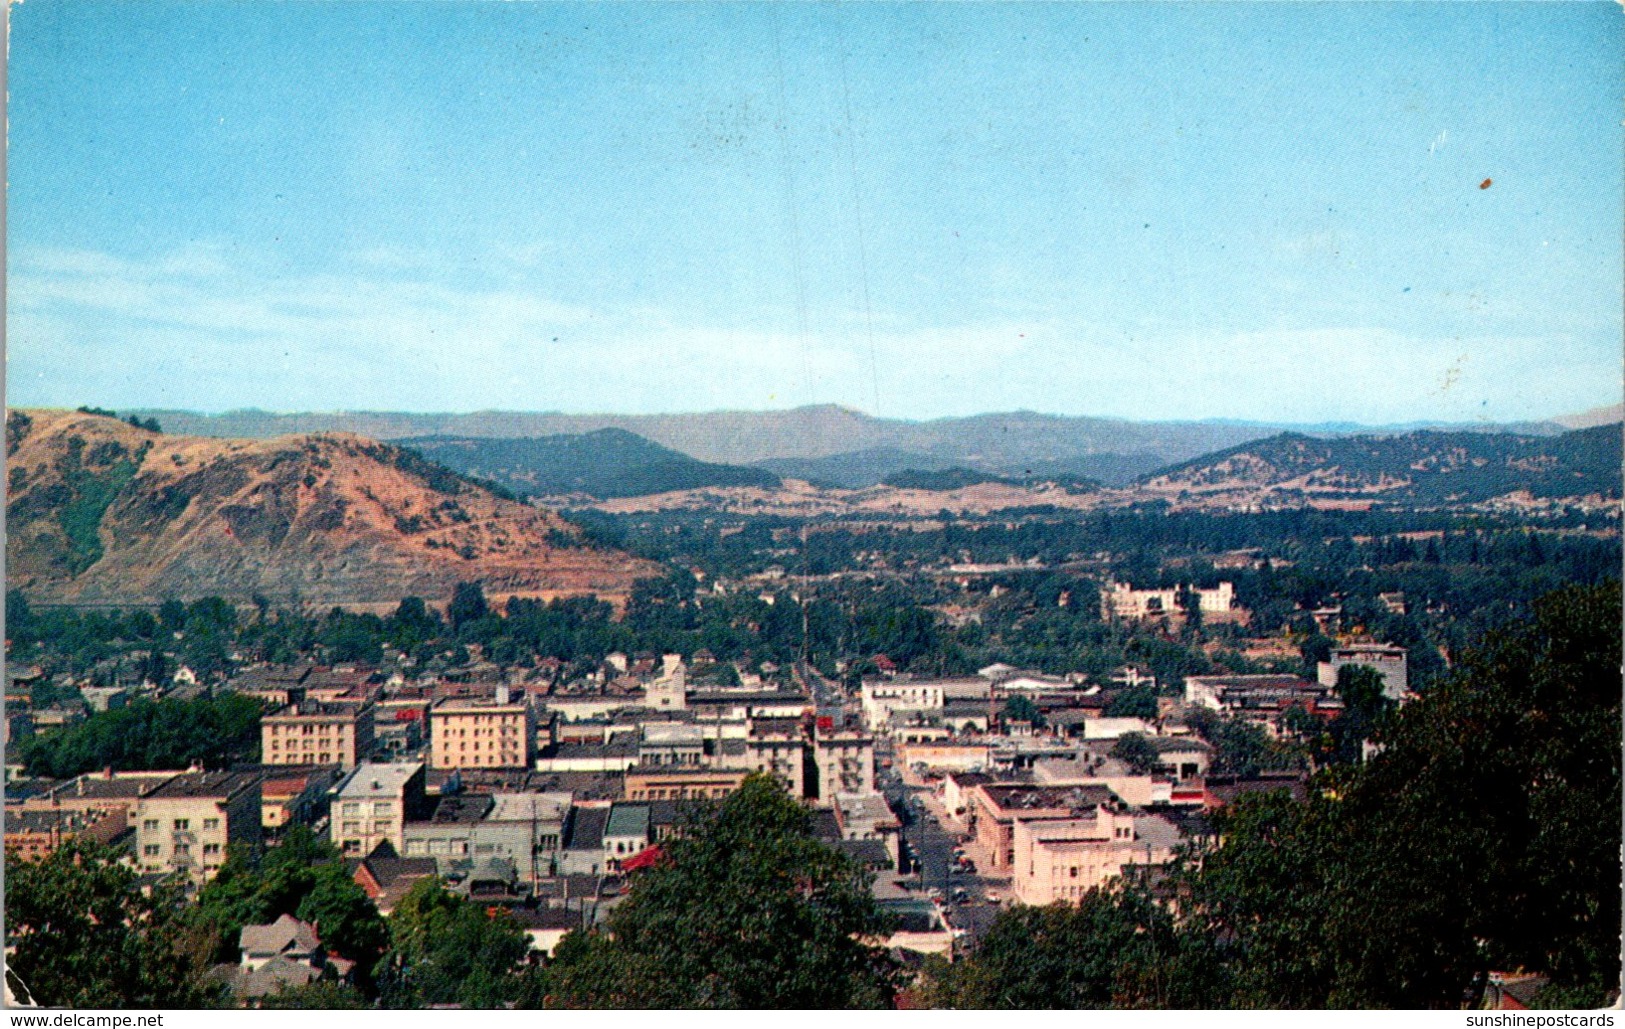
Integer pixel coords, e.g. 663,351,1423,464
375,878,535,1009
6,841,225,1007
925,582,1620,1010
546,774,897,1008
921,883,1224,1009
1191,581,1622,1007
193,827,387,985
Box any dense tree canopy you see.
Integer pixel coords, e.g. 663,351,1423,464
17,694,265,778
193,827,387,981
376,879,537,1009
546,774,897,1008
928,582,1621,1010
6,841,224,1008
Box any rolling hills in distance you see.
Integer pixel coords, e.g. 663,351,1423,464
401,429,781,500
7,406,1615,606
1137,424,1622,508
134,403,1605,490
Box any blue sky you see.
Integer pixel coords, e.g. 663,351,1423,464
8,2,1621,424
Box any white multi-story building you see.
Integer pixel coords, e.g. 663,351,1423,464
860,681,945,730
331,762,426,857
1101,581,1237,621
812,723,875,799
133,770,262,883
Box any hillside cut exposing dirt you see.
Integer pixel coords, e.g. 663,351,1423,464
5,410,659,608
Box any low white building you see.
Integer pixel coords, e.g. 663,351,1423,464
860,681,945,730
1318,643,1409,701
1011,810,1182,907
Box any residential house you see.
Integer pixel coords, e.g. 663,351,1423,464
239,914,324,974
349,840,437,915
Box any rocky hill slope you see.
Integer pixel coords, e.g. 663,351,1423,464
5,410,659,608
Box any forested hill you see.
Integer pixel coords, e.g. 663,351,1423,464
401,429,781,499
1141,423,1622,505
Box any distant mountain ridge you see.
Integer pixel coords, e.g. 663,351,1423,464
1140,424,1622,506
401,429,780,499
129,405,1574,489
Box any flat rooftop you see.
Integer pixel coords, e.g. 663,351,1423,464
337,763,423,799
147,770,263,801
979,783,1117,814
488,792,572,822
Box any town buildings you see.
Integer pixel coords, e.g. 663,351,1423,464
1318,642,1410,700
330,762,427,857
430,695,535,770
133,770,263,883
1101,580,1239,620
261,700,375,768
1011,809,1183,906
4,806,128,860
1184,673,1342,730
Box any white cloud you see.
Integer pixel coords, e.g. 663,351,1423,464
6,246,1614,424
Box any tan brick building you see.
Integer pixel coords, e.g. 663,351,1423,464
624,766,748,802
262,701,374,768
430,697,534,770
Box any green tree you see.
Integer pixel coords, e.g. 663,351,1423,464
1325,664,1391,763
547,774,897,1008
448,581,488,632
1189,582,1621,1008
1003,694,1043,727
297,862,390,976
1105,685,1159,719
376,878,533,1009
1110,732,1159,774
5,840,225,1008
922,885,1223,1008
18,694,264,778
259,980,371,1009
194,828,386,979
